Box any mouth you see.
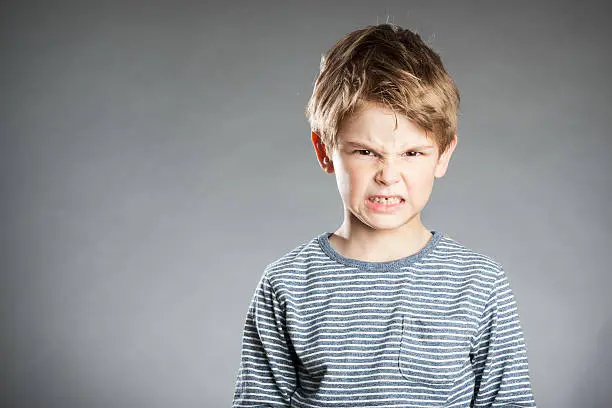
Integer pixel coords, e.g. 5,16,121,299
365,195,405,213
367,195,405,205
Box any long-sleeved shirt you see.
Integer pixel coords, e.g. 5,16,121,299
233,231,537,407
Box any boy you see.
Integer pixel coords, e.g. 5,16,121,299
233,24,536,407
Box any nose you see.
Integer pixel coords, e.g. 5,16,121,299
375,158,401,185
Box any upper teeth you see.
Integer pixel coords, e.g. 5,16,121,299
372,197,401,204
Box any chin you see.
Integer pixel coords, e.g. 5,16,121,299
365,219,412,231
368,213,421,230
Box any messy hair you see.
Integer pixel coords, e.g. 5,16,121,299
306,24,460,154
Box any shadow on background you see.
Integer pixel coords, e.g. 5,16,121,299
571,317,612,407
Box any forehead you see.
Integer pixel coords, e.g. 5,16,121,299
337,102,435,150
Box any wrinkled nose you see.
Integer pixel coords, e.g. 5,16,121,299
375,160,401,185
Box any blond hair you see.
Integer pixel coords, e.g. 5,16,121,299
306,24,460,154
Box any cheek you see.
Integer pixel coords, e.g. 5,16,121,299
343,166,371,204
343,163,366,186
402,167,436,193
334,164,359,197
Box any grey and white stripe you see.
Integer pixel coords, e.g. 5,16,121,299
233,231,536,407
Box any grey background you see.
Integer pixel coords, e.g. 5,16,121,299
1,0,611,407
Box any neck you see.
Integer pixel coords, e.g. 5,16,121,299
330,214,433,262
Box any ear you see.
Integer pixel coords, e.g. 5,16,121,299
434,134,458,178
311,131,335,174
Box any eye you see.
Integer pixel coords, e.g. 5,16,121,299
355,149,374,156
404,151,422,157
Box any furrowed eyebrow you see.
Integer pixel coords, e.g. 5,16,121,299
405,145,436,151
344,142,377,149
343,141,435,151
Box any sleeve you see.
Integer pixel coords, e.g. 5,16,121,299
232,274,298,407
470,269,537,407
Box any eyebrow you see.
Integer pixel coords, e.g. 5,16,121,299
343,141,436,151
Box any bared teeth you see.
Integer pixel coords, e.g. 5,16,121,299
371,197,401,204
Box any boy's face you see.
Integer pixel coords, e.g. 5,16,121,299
312,102,456,234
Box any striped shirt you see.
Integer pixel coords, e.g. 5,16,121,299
233,231,536,407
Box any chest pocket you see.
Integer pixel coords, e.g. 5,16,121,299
398,315,472,388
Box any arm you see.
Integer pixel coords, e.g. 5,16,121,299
470,269,537,407
233,275,298,407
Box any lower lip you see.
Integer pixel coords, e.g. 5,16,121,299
365,198,405,213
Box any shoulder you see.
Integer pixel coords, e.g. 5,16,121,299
429,232,507,284
428,233,517,313
262,233,330,286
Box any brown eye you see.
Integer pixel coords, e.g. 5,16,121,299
405,151,421,157
357,149,373,156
